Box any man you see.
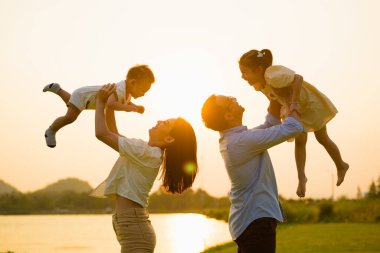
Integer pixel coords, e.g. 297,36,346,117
201,95,304,253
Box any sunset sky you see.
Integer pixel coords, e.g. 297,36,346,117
1,0,379,199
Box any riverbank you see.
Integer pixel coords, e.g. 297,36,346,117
0,213,231,253
201,223,380,253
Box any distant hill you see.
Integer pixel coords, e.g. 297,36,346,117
35,178,93,194
0,179,19,194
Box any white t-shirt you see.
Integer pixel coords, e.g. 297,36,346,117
91,136,162,207
69,80,131,111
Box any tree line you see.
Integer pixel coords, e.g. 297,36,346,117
1,176,379,224
0,188,229,214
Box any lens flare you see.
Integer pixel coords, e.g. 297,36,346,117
184,162,195,174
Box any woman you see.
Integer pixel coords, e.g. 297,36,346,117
91,84,198,253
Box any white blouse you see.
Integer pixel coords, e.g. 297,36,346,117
91,136,162,207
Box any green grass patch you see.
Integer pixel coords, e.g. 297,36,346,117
202,223,380,253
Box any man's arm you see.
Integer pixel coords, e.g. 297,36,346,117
95,84,119,151
242,110,303,155
253,113,281,130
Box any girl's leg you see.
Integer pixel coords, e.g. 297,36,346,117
295,132,308,198
45,104,81,147
314,126,349,186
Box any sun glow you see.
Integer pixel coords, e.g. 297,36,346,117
149,47,227,129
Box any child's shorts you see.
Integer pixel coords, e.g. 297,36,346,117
68,85,100,111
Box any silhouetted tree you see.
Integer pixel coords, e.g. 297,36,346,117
356,186,362,199
368,181,377,198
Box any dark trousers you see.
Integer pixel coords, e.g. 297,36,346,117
235,217,277,253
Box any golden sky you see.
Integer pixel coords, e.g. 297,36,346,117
1,0,379,199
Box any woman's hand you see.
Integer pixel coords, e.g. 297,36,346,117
97,83,116,104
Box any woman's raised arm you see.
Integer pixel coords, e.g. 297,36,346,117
95,84,119,151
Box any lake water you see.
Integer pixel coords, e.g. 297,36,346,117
0,213,231,253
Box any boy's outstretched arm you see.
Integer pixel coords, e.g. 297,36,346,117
127,101,145,114
95,84,119,151
106,95,143,113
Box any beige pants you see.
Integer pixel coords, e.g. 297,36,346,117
112,208,156,253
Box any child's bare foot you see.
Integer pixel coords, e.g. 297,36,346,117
336,162,349,186
296,176,308,198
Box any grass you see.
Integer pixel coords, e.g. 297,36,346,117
202,223,380,253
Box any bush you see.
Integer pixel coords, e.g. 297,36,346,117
318,202,335,222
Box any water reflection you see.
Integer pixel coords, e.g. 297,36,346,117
152,214,228,253
0,213,230,253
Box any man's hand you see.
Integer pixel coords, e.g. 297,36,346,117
97,83,116,104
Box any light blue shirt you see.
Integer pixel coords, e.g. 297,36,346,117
219,114,304,240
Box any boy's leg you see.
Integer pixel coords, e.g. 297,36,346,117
45,104,81,148
43,83,71,104
56,89,71,104
295,132,308,197
314,126,349,186
235,218,277,253
50,104,80,131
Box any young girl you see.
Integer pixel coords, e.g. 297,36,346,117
239,49,349,197
91,83,198,253
43,65,153,148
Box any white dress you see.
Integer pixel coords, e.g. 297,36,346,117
262,65,338,132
